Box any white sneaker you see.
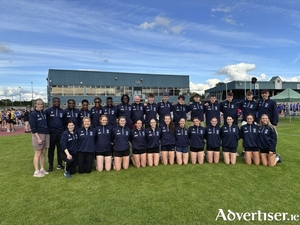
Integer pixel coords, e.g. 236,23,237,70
39,169,49,175
33,171,45,178
6,130,10,133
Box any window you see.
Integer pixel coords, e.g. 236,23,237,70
86,86,96,96
74,86,84,96
64,86,74,96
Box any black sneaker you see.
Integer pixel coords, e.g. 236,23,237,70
47,167,54,172
240,152,245,158
276,154,282,163
57,165,65,170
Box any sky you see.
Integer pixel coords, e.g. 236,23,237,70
1,0,300,101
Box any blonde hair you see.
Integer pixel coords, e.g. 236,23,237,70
259,114,277,136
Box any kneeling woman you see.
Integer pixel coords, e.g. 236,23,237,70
240,114,260,165
145,118,161,166
130,120,147,168
60,120,78,178
188,117,205,164
175,118,189,165
258,114,281,167
220,116,240,165
160,115,175,165
95,115,112,172
205,117,221,163
77,117,96,173
111,116,130,171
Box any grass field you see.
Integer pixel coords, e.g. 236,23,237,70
0,117,300,225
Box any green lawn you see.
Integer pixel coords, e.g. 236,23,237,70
0,117,299,225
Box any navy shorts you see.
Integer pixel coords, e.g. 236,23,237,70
260,149,276,154
176,147,188,153
114,149,130,157
147,147,160,154
206,147,220,151
161,145,175,151
95,151,112,156
132,149,147,154
190,147,204,152
244,147,259,152
222,147,237,153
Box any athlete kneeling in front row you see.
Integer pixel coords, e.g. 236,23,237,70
175,118,189,165
205,117,221,163
188,117,205,164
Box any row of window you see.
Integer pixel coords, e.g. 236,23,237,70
50,86,189,97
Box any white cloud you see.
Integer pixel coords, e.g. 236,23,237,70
222,15,237,26
138,15,183,35
139,21,156,29
0,43,13,53
190,78,221,94
260,73,267,80
218,62,256,81
211,6,232,13
0,87,46,102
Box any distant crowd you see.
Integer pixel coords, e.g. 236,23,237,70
1,89,283,178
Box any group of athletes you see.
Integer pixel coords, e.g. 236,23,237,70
29,89,281,178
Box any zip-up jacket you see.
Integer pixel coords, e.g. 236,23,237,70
111,125,130,151
220,100,239,124
95,125,111,152
29,109,49,134
258,125,277,152
188,125,205,149
190,102,205,121
77,127,96,153
157,101,173,123
220,124,240,148
145,127,161,148
78,109,91,128
130,128,147,150
204,103,221,126
131,103,145,124
173,103,190,124
60,130,78,155
205,124,221,149
175,127,189,148
238,99,258,121
240,123,259,149
91,106,103,128
159,123,175,145
102,105,118,127
257,98,278,126
117,103,132,128
63,108,80,129
144,103,158,126
45,106,64,132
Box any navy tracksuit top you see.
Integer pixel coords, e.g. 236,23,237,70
258,125,277,152
90,107,103,128
190,102,205,121
45,106,64,132
78,109,91,128
95,125,111,152
204,103,221,126
240,123,259,149
63,108,80,129
220,100,239,123
173,103,189,123
102,105,118,127
144,103,158,125
145,127,161,148
131,103,145,124
257,98,279,126
111,126,130,151
220,124,240,148
130,128,147,150
77,127,96,153
157,101,173,123
175,127,189,148
205,125,221,149
238,100,258,122
60,130,78,155
29,109,49,134
188,125,205,149
160,123,175,145
117,103,132,128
